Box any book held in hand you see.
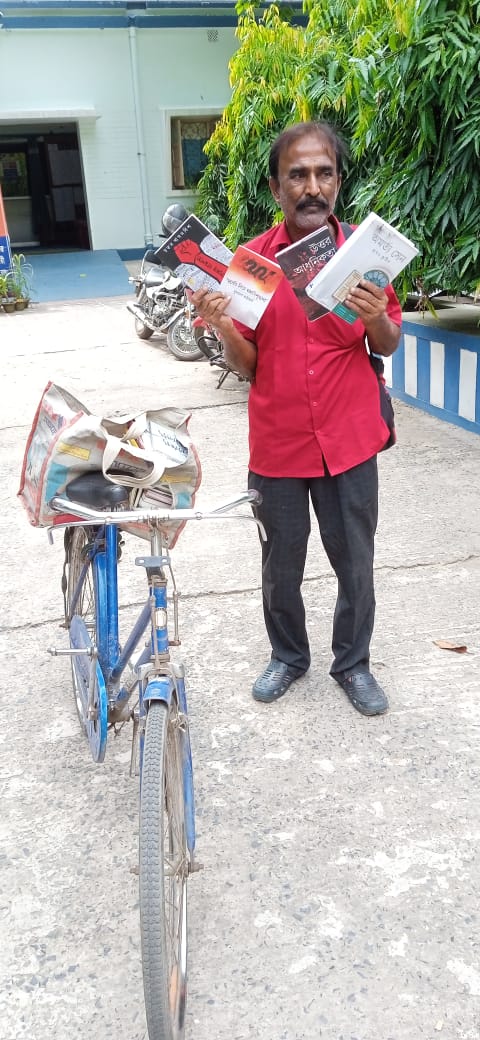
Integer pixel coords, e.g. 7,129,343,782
304,211,419,324
152,213,234,293
219,245,283,329
275,224,337,320
152,213,283,328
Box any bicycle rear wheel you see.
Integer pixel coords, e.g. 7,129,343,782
65,526,108,762
140,697,188,1040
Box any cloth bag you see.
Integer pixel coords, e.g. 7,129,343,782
18,382,201,546
369,352,396,451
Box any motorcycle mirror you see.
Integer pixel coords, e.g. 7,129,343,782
144,249,160,264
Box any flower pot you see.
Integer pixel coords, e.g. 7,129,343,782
2,302,16,313
15,299,29,311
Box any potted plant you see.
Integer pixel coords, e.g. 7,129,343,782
7,253,33,309
0,272,8,303
0,271,16,312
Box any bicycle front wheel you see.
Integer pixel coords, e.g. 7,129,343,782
140,698,188,1040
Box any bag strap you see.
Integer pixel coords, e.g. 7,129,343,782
340,221,353,240
102,433,167,488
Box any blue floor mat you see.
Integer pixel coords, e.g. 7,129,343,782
24,249,132,302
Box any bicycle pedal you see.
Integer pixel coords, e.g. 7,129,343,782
47,645,93,657
189,860,204,873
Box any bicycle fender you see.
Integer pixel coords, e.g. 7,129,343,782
143,677,173,706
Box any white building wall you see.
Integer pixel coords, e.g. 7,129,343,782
0,26,237,249
134,27,236,243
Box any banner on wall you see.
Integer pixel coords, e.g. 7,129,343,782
0,186,13,273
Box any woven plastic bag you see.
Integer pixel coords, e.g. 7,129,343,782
18,382,201,546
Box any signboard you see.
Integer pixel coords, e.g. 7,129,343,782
0,185,12,272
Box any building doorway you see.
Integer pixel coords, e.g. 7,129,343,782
0,124,90,250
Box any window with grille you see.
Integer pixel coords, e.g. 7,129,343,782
170,116,220,190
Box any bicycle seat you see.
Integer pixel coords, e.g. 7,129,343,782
65,472,130,510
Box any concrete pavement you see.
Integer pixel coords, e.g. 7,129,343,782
1,295,480,1040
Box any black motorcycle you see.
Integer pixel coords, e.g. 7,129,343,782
127,205,203,362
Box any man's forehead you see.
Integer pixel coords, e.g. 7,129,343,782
279,133,338,170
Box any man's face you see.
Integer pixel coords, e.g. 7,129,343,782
269,132,342,242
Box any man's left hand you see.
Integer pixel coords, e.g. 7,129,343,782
345,279,401,357
344,279,387,323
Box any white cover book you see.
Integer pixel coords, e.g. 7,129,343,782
305,212,419,324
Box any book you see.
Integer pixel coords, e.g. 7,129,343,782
304,211,419,324
218,244,283,329
153,213,282,328
152,213,234,293
275,224,337,320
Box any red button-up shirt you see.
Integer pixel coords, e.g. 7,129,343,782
235,217,402,477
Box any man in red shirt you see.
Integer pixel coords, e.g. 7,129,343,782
192,121,401,715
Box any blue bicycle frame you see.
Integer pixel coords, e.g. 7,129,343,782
57,517,197,856
49,489,264,866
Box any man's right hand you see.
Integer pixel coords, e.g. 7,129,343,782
190,287,234,337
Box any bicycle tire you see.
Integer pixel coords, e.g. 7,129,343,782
140,698,188,1040
66,526,108,762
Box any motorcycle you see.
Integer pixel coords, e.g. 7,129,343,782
126,204,203,362
193,316,250,389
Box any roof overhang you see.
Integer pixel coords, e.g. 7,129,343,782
0,108,100,122
0,1,305,31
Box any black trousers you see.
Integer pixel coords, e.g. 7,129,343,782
248,456,378,676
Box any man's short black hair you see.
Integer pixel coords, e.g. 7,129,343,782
269,121,348,180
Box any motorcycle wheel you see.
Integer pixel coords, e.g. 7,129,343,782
166,314,204,361
135,316,154,340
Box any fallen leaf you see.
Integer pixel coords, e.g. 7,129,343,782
433,639,468,653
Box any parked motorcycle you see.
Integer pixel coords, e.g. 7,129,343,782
127,204,203,361
193,317,249,389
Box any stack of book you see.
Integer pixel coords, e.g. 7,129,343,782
156,211,419,327
276,212,419,324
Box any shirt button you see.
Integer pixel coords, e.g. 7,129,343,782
309,369,314,375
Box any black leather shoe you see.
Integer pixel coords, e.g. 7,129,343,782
252,659,304,703
333,668,388,716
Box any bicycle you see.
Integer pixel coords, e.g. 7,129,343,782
46,471,263,1040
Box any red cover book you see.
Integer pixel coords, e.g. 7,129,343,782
275,224,336,320
219,245,283,329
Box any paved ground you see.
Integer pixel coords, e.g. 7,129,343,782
2,296,480,1040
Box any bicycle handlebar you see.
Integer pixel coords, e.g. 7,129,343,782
48,489,266,540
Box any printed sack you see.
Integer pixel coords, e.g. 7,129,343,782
18,382,201,546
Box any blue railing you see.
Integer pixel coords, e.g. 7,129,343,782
384,318,480,435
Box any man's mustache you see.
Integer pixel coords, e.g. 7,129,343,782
297,198,329,211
